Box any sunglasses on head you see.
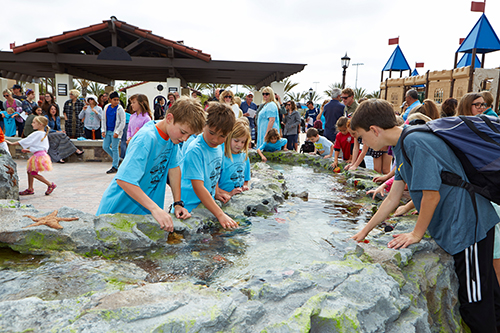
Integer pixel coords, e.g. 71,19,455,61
262,93,270,96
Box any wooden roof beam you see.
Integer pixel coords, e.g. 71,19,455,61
123,37,144,52
83,35,105,51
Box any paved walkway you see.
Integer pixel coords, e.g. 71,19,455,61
14,159,173,214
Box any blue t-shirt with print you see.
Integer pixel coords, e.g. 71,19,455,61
0,111,19,136
219,151,251,192
314,136,333,157
106,105,118,132
258,138,287,152
96,121,180,215
394,131,499,255
181,134,223,212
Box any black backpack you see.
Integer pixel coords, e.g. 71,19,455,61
300,141,315,153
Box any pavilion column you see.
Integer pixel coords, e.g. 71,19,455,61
270,81,285,102
0,78,16,94
166,78,181,96
54,74,73,107
253,91,263,105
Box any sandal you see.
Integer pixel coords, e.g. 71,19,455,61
76,150,84,156
19,189,34,195
45,183,57,195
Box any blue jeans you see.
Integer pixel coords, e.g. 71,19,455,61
103,131,120,168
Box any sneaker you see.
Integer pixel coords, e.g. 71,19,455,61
19,189,34,195
106,167,118,174
45,183,57,195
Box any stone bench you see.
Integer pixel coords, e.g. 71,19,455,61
6,136,115,162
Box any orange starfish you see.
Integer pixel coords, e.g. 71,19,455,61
4,164,16,186
23,210,79,229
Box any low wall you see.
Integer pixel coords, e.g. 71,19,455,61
6,136,114,162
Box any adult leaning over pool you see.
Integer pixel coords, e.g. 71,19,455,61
256,86,280,148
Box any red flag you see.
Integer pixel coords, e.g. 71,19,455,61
471,1,485,12
9,42,15,49
388,37,399,45
415,62,424,68
459,38,465,44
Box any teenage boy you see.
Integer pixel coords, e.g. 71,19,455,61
97,97,206,232
180,102,238,229
350,99,500,332
306,127,334,158
101,91,126,174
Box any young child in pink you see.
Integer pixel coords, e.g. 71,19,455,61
126,94,153,144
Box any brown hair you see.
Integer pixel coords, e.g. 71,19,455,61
205,102,235,136
441,98,458,117
456,93,483,116
336,116,349,128
350,99,398,131
167,96,206,134
42,92,56,113
412,99,440,120
341,88,354,97
306,127,319,138
481,90,494,107
47,104,60,119
224,118,251,160
129,94,153,119
264,128,280,143
288,100,297,111
220,90,235,105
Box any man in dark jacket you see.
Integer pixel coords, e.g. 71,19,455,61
321,88,344,142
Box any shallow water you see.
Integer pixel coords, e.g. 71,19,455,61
1,164,372,290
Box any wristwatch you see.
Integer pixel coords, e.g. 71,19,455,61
173,201,184,208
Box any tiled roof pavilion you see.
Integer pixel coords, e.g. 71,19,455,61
0,18,306,88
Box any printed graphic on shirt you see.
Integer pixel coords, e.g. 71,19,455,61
150,146,173,185
229,164,245,188
208,158,222,194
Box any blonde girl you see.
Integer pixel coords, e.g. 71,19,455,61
218,119,252,198
7,116,56,195
256,128,288,162
126,94,153,144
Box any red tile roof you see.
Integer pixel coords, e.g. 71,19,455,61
118,81,148,92
12,19,211,62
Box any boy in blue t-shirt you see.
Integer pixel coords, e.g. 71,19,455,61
97,97,206,232
306,127,333,158
349,99,500,332
180,103,238,229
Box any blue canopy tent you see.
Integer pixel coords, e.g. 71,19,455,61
456,53,481,68
454,13,500,93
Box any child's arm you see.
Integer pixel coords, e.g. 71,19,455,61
346,144,368,171
330,150,340,169
282,138,288,151
351,179,405,241
394,200,415,216
116,179,174,232
388,191,440,249
191,179,238,229
373,165,396,183
242,181,249,191
366,183,387,200
324,144,334,159
257,148,267,162
167,167,191,220
5,140,19,146
216,186,235,201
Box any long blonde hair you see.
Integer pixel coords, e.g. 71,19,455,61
224,118,251,160
33,116,50,141
261,86,280,109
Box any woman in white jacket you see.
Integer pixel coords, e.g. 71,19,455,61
101,91,126,174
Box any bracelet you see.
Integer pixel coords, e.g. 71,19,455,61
173,201,184,208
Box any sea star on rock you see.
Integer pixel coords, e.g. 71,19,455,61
23,210,79,229
4,164,16,186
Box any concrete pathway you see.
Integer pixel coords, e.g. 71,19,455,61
14,159,173,214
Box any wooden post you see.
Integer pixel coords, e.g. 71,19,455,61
450,53,458,97
468,49,477,92
381,71,384,83
384,78,388,100
389,69,392,78
424,70,430,99
481,53,485,68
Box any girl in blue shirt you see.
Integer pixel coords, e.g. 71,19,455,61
256,128,287,162
0,107,20,137
218,119,252,199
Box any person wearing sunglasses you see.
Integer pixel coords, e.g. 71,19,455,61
2,89,22,134
256,87,281,148
341,88,358,117
220,90,242,119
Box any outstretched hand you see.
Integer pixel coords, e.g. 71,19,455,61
387,232,422,250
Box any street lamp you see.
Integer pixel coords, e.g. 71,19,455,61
341,53,351,89
309,87,313,101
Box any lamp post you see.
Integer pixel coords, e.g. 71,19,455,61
308,87,313,101
352,63,364,90
341,53,351,89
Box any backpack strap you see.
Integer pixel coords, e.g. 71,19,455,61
478,114,500,134
459,116,500,147
400,125,432,167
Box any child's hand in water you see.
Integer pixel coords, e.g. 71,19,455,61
217,213,239,229
241,185,249,191
151,208,174,232
351,229,369,242
261,156,267,162
366,184,387,200
229,188,243,196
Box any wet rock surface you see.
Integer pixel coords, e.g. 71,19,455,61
0,149,19,200
0,151,462,332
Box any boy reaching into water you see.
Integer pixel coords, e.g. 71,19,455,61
306,127,334,158
97,97,206,232
180,102,238,229
350,99,500,332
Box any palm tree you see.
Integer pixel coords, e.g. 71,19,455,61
205,83,233,98
242,84,255,91
286,91,306,102
367,90,380,99
303,90,321,103
281,78,299,94
323,83,343,97
75,78,91,97
354,88,367,100
187,83,206,92
88,82,105,96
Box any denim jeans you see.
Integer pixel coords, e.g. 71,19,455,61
103,131,120,168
